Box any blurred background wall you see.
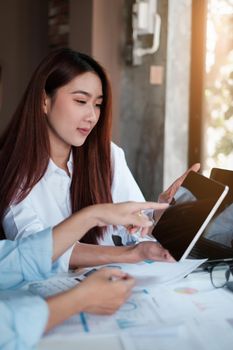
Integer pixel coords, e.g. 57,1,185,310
0,0,194,200
0,0,232,200
0,0,48,134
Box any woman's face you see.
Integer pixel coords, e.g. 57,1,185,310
44,71,103,151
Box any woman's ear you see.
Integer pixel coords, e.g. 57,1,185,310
42,91,50,115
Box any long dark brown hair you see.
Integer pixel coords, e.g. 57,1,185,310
0,48,113,243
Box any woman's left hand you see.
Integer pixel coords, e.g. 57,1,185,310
158,163,200,204
131,241,175,262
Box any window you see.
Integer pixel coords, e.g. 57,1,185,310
203,0,233,173
189,0,233,174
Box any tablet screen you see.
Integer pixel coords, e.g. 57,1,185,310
151,171,228,261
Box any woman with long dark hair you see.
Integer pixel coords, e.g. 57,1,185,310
0,48,175,271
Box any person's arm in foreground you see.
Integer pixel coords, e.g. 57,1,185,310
0,201,169,348
0,201,172,289
0,228,53,289
45,268,134,331
69,240,173,268
52,201,161,260
0,268,134,349
54,201,174,268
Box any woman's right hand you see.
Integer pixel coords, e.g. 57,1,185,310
53,201,169,262
76,268,135,315
91,201,168,235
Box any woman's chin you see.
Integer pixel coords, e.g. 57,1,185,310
71,138,87,147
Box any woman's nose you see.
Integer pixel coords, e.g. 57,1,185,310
86,105,98,122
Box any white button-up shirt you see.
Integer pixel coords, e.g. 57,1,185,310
3,142,145,272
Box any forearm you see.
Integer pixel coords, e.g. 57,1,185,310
45,287,87,332
52,202,163,263
52,207,98,261
69,242,139,268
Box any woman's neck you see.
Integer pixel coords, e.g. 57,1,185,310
52,153,70,174
48,128,71,175
50,143,71,175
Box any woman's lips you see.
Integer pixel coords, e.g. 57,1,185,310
77,128,91,136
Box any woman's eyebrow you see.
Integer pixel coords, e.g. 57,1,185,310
71,90,103,99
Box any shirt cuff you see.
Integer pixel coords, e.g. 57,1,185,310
52,243,76,273
19,228,53,281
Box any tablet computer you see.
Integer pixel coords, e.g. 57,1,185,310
190,168,233,261
151,171,229,261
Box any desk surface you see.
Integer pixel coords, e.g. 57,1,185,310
38,270,233,350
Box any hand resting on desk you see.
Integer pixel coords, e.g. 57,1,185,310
46,268,135,331
131,241,175,262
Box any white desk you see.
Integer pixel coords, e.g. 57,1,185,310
38,269,233,350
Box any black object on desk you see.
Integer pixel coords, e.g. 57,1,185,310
190,167,233,261
226,281,233,292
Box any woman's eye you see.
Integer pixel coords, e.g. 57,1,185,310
75,100,86,104
96,103,102,108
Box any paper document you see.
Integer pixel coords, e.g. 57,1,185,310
46,290,161,336
39,324,204,350
146,274,233,350
39,286,207,350
103,258,207,287
38,334,126,350
120,324,204,350
37,269,233,350
28,259,205,298
28,268,98,298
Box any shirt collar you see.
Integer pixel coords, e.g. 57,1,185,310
44,152,73,180
67,152,73,175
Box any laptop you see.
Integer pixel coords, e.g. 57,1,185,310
189,168,233,262
151,171,229,261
